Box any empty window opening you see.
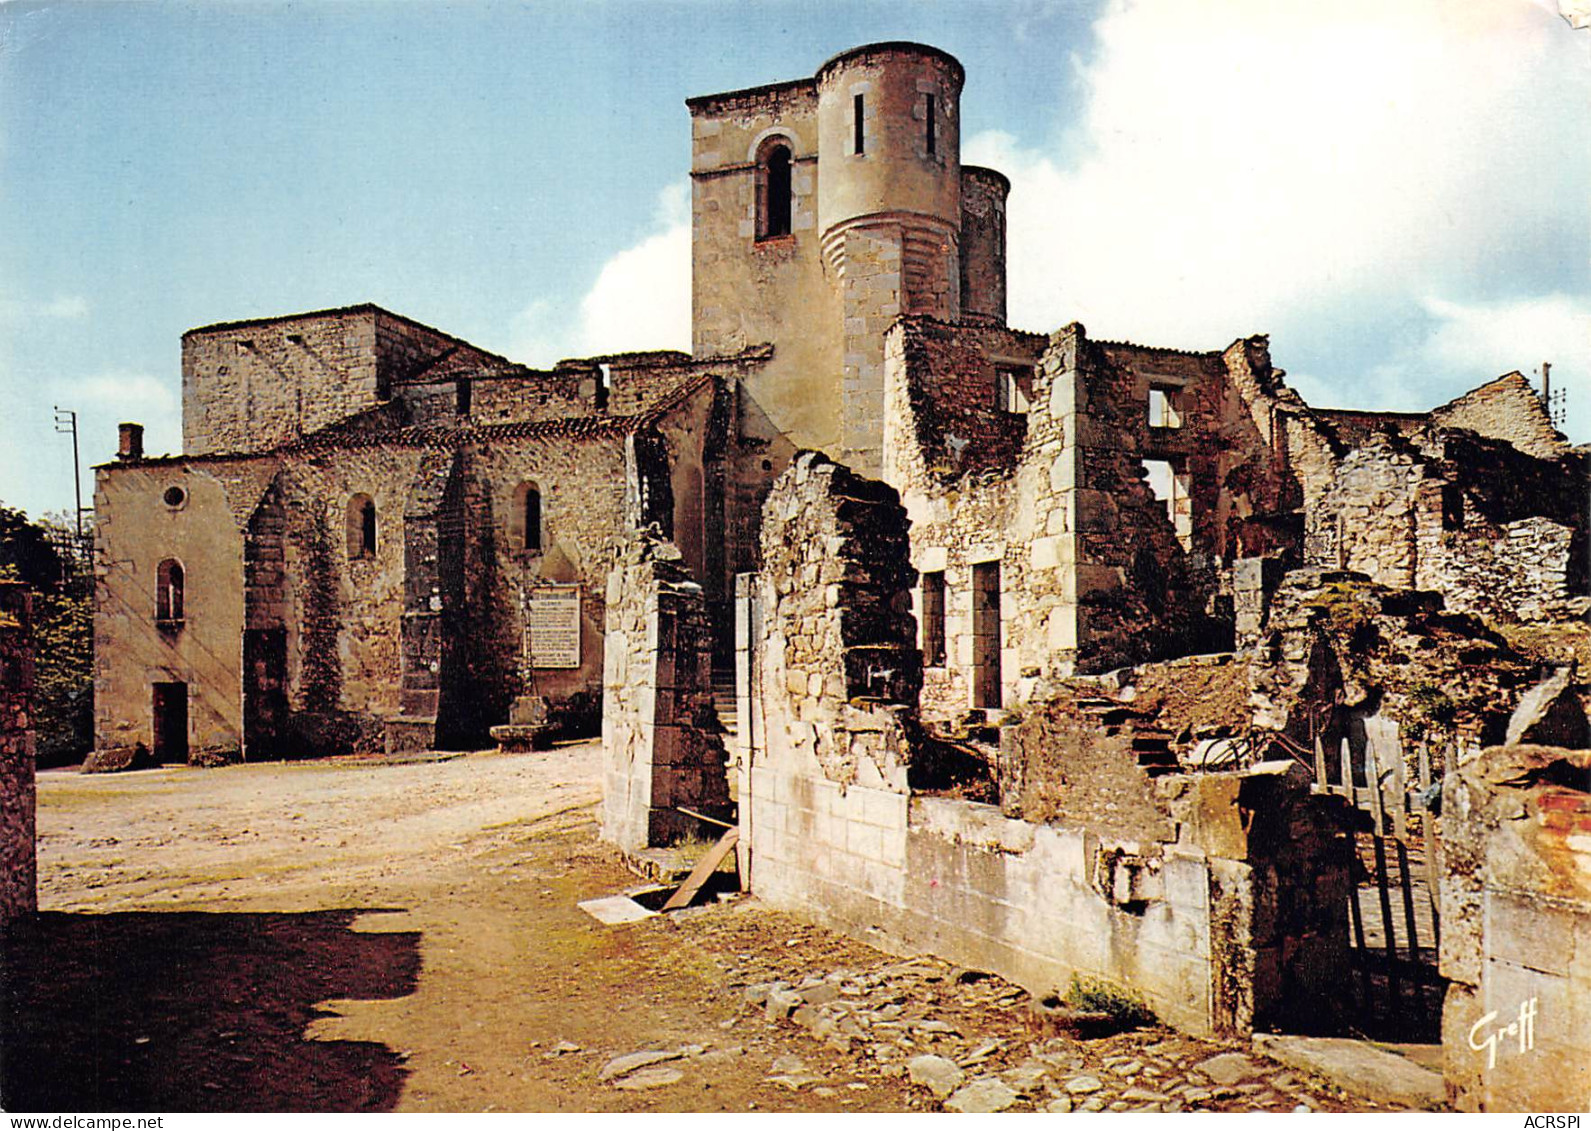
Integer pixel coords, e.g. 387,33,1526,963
151,681,189,764
162,485,187,508
854,94,865,154
921,570,946,667
1143,458,1193,550
997,366,1032,415
757,143,793,239
347,494,377,559
1442,484,1465,531
455,377,472,416
513,481,543,552
971,562,1002,709
925,93,936,155
1148,386,1182,429
596,363,611,411
156,558,185,624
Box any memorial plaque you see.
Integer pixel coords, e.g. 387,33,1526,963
525,585,581,668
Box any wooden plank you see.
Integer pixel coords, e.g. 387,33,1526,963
1395,837,1421,964
1391,736,1409,840
1420,743,1442,952
1340,737,1357,809
677,806,734,830
662,826,740,911
1366,733,1387,837
1313,732,1328,787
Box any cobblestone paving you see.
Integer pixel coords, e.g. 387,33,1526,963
712,944,1404,1113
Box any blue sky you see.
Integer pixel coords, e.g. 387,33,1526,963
2,0,1586,521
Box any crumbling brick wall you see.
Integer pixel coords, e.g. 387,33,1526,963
600,535,731,852
739,453,1347,1038
0,584,36,931
1439,743,1591,1112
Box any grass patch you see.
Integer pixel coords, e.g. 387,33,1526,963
1064,973,1156,1027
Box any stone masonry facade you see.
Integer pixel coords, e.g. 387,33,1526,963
1441,743,1591,1112
600,533,731,852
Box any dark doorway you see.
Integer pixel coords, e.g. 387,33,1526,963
243,628,288,760
151,682,189,764
971,561,1002,709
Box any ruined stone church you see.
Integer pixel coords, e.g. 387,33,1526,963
91,41,1584,769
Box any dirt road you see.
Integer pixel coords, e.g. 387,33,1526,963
3,745,1392,1113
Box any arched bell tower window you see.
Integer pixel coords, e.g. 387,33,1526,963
512,481,543,552
756,140,793,240
347,494,376,559
156,558,185,624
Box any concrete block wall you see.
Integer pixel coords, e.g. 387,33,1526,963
0,584,36,932
1440,743,1591,1112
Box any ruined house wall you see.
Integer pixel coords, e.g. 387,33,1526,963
600,536,730,852
1219,336,1340,521
740,454,1348,1038
0,584,36,930
1305,431,1586,621
884,319,1230,713
1307,435,1427,586
1430,372,1569,462
1440,744,1591,1112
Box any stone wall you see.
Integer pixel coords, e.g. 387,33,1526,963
0,584,36,931
1305,429,1587,622
182,306,507,457
1440,743,1591,1112
884,320,1225,714
739,455,1347,1039
600,535,731,852
1430,372,1569,462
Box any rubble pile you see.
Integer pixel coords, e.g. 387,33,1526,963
1249,569,1552,750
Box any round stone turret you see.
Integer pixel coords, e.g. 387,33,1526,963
815,42,965,315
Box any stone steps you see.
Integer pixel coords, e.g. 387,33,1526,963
712,679,738,738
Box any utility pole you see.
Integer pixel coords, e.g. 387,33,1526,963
52,406,89,566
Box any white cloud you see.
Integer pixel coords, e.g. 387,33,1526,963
1418,293,1589,379
0,293,88,323
508,182,691,365
63,371,178,415
968,0,1588,368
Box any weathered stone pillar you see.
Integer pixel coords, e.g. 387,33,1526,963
0,583,37,932
600,535,730,853
1440,743,1591,1111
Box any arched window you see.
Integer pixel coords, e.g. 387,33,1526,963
756,141,793,240
347,494,376,559
156,558,185,623
512,481,543,552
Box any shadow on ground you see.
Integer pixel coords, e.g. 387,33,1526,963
1,909,420,1112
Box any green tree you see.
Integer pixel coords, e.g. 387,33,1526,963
0,505,93,765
